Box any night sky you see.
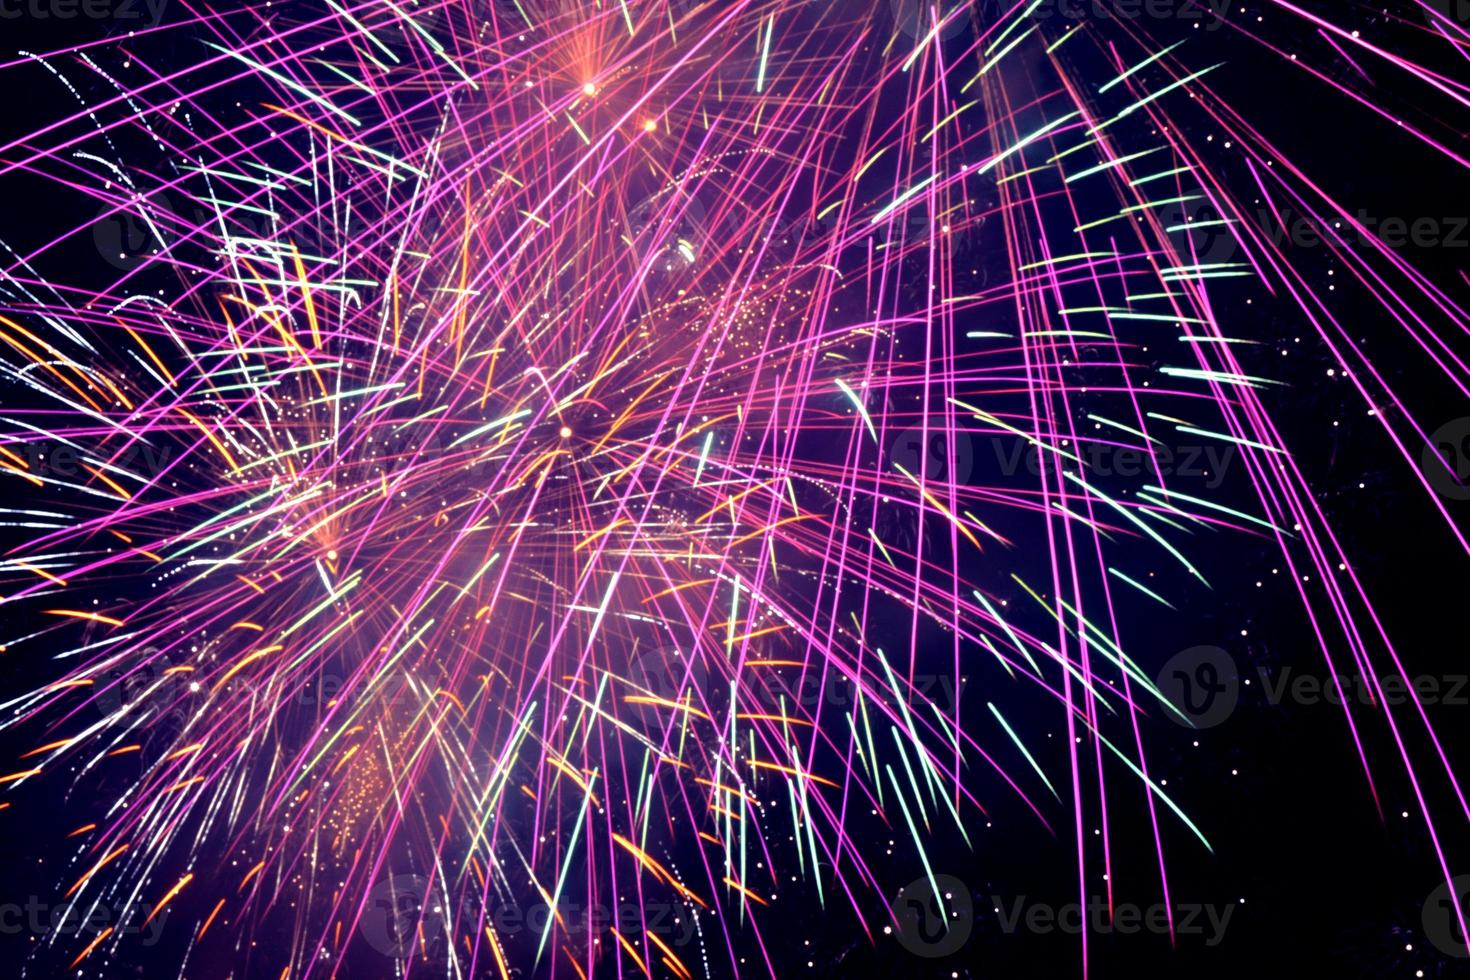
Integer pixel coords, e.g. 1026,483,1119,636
0,2,1468,979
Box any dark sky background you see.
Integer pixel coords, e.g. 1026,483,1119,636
1,2,1469,978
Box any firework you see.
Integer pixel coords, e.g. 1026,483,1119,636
0,1,1466,977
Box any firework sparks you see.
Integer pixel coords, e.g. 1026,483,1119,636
0,1,1466,977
